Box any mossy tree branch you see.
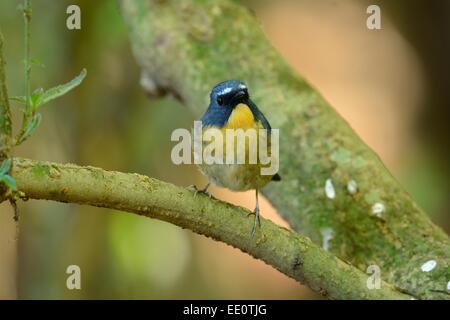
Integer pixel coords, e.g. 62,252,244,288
119,0,450,299
11,157,410,300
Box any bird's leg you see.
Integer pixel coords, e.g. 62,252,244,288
247,189,261,238
190,182,212,198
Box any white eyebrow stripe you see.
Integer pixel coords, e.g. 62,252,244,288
218,87,232,95
238,84,247,90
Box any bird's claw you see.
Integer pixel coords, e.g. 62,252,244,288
189,184,212,198
247,207,261,239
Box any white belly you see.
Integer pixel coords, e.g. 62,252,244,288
198,163,272,191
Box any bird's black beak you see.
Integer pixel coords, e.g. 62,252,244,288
232,90,246,101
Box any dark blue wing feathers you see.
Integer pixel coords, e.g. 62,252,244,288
248,99,272,132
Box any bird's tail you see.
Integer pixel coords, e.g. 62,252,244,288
272,173,281,181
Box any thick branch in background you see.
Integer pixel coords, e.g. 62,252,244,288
12,157,409,300
119,0,450,299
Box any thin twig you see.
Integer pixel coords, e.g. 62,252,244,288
9,198,19,222
16,0,32,144
0,30,12,156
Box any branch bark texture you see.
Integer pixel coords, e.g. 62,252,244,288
12,157,410,300
119,0,450,299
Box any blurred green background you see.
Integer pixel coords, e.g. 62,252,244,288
0,0,448,299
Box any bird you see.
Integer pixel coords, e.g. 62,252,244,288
193,80,280,238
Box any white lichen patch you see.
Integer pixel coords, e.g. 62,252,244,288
420,260,437,272
325,179,335,199
371,202,385,217
347,180,358,194
140,71,158,94
320,228,334,251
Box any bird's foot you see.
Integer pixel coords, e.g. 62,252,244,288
247,206,261,239
189,184,212,198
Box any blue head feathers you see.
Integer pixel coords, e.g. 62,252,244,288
201,80,271,130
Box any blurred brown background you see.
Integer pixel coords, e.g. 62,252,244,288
0,0,448,299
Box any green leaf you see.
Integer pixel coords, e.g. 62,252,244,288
10,96,27,105
10,69,86,110
0,175,17,191
18,113,42,144
30,87,44,109
34,68,87,108
0,159,12,175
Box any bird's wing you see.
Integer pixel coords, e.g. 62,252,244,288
248,100,272,131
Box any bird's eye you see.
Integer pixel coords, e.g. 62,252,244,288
217,96,224,106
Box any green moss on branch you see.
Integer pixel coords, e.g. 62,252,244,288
11,157,410,300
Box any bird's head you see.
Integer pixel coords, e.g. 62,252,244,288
201,80,251,127
210,80,249,108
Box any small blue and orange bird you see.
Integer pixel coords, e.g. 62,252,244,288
194,80,280,237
